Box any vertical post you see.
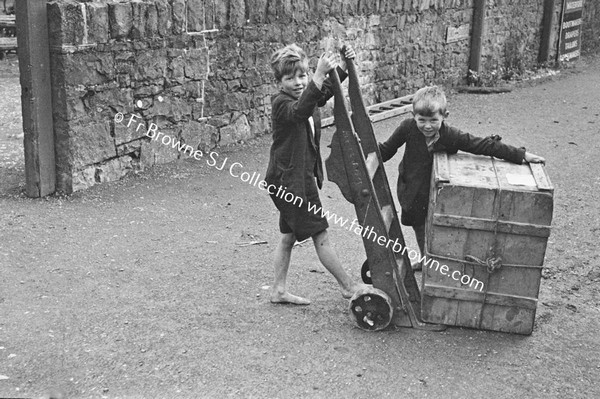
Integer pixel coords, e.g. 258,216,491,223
555,0,567,62
15,0,56,197
539,0,556,63
469,0,487,73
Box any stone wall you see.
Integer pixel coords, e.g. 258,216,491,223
582,0,599,54
481,0,548,72
45,0,599,193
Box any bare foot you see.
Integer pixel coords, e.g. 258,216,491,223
341,283,370,299
270,291,311,305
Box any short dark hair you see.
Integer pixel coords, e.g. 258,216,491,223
270,44,309,82
412,85,448,116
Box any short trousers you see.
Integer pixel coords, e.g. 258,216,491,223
270,187,328,242
400,190,429,227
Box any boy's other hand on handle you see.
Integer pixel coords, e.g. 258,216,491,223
313,52,337,88
339,45,356,71
524,152,545,164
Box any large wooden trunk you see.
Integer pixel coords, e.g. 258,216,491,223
421,152,554,335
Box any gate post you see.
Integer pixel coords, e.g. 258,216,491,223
15,0,55,197
539,0,556,63
469,0,487,74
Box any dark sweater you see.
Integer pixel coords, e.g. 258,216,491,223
380,118,526,214
265,69,347,202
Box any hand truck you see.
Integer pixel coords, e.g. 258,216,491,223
326,55,445,332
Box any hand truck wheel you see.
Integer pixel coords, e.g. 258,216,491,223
349,286,393,331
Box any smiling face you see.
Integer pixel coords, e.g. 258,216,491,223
279,69,309,99
414,111,445,138
411,86,449,138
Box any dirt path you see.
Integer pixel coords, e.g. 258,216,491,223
1,55,599,398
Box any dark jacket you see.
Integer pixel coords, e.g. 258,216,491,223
380,118,526,212
265,70,346,202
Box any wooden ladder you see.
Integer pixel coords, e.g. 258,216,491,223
321,94,413,128
326,57,443,331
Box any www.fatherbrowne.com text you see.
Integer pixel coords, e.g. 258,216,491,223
115,111,484,292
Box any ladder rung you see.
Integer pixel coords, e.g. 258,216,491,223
381,204,394,232
365,152,379,180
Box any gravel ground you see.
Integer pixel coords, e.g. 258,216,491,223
1,54,599,399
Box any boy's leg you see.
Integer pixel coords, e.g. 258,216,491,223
271,232,311,305
412,224,426,271
312,229,368,298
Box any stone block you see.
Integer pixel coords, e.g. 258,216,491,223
131,1,148,39
240,67,262,88
381,14,397,28
375,65,398,81
219,112,251,145
228,0,246,27
144,96,192,121
181,120,218,154
249,115,270,137
134,84,164,97
47,1,85,47
364,32,378,49
115,51,135,62
214,0,229,29
133,96,154,110
91,88,134,118
116,138,144,156
71,166,96,193
242,26,261,42
224,92,251,112
186,0,203,32
187,0,226,31
169,56,186,85
247,0,269,24
86,3,109,44
109,2,133,40
72,156,134,192
97,156,134,183
50,57,89,123
183,81,203,98
172,0,186,34
134,50,168,80
379,0,399,12
184,48,209,79
53,117,73,193
117,74,132,87
169,85,187,97
52,86,105,123
115,58,136,75
113,112,150,145
146,2,159,37
70,120,117,168
356,0,373,15
96,52,117,81
47,2,64,48
155,0,173,36
60,86,87,122
140,129,181,168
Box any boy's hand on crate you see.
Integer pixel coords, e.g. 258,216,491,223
524,152,546,164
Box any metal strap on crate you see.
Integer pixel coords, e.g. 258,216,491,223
475,157,503,327
464,255,502,273
424,252,537,270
